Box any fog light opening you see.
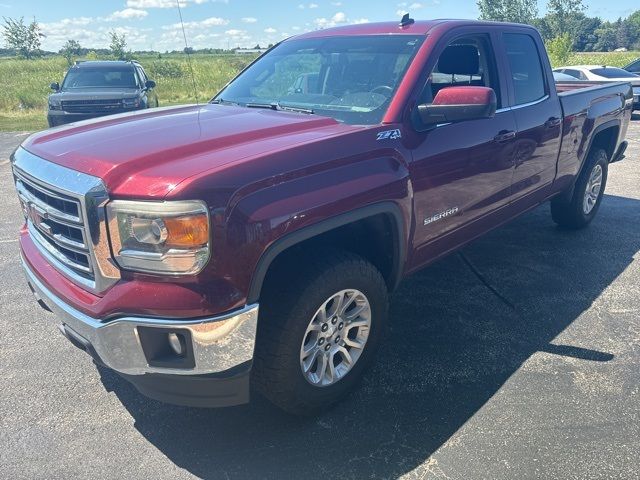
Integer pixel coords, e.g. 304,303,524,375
167,332,186,356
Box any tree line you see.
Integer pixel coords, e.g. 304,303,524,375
3,3,640,63
478,0,640,51
1,17,272,64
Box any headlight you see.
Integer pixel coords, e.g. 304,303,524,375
123,98,140,108
48,99,62,110
106,200,210,275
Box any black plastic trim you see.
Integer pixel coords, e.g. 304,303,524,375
118,361,252,408
247,201,406,304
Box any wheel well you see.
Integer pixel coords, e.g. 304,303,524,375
590,125,619,161
257,213,401,301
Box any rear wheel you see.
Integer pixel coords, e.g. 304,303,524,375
253,249,388,415
551,148,608,229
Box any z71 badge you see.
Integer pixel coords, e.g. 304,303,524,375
376,129,402,141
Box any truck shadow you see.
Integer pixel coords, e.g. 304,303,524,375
98,193,639,480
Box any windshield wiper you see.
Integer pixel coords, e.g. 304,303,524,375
210,98,240,106
245,101,314,115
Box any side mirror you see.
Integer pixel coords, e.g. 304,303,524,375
50,82,60,91
417,86,497,126
145,80,156,89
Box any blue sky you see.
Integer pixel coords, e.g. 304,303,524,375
1,0,638,52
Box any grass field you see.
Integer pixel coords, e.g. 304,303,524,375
0,50,637,132
0,53,257,131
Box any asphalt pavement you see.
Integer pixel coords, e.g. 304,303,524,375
1,118,639,479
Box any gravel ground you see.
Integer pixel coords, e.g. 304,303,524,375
1,117,639,480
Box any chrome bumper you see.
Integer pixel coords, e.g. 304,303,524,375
22,257,259,376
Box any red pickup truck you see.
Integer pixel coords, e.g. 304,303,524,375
13,19,632,415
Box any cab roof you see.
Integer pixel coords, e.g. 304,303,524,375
293,19,533,39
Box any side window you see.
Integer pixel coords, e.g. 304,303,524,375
136,66,147,85
419,35,501,108
565,69,586,80
503,33,546,105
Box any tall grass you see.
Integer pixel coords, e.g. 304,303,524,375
0,53,256,113
565,51,640,68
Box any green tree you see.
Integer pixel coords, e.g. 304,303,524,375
546,0,585,37
570,14,601,51
477,0,538,24
545,33,572,66
628,11,640,49
593,23,617,52
60,39,82,66
615,18,632,50
1,16,44,59
108,31,129,60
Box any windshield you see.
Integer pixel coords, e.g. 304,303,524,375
589,67,639,79
62,66,138,89
214,35,424,125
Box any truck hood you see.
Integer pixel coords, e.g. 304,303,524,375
22,103,350,198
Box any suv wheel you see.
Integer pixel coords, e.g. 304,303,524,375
551,148,609,229
253,249,388,415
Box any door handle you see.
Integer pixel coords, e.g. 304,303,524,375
544,117,561,128
493,130,516,143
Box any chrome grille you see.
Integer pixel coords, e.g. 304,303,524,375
15,173,93,279
12,148,120,294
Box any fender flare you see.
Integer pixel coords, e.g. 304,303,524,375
583,119,621,165
562,118,621,201
246,201,407,304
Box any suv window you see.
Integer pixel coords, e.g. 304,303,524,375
503,33,546,105
420,34,501,107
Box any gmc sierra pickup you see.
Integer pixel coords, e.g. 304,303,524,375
13,19,632,415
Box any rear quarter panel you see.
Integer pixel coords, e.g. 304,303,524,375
555,83,632,191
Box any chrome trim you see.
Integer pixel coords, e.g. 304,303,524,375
28,222,95,290
15,177,82,224
11,147,120,294
496,95,550,114
22,257,259,376
29,222,92,274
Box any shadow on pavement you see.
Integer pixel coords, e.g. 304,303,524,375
98,193,639,479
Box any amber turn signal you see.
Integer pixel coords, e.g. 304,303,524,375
164,214,209,248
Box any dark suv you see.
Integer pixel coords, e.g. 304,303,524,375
47,60,158,127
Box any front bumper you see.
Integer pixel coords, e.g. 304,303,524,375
22,257,259,406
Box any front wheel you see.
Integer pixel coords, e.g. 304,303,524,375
253,250,388,415
551,148,609,229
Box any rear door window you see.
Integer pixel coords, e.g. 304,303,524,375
503,33,546,105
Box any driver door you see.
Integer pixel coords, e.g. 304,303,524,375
408,33,517,264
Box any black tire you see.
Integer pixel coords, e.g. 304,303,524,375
252,249,388,415
551,148,608,229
